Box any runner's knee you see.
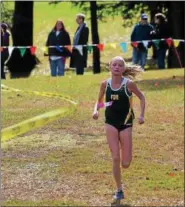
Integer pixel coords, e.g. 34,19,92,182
112,155,120,163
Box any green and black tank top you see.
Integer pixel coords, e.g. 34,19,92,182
105,77,134,124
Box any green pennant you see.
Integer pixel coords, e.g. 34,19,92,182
87,45,93,53
20,48,26,57
153,40,160,49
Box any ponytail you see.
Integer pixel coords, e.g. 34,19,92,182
123,63,143,80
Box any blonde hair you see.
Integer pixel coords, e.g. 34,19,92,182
76,13,85,21
109,56,143,80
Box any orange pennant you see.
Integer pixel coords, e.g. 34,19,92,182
97,44,104,51
0,47,4,52
131,42,138,48
65,45,72,53
166,38,172,47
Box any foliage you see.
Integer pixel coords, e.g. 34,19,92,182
1,2,14,27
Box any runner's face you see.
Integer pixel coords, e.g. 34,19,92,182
110,59,125,76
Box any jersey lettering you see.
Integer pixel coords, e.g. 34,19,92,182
111,94,119,100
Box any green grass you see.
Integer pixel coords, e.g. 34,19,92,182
1,69,184,206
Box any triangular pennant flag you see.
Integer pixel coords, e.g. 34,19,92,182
173,40,180,48
131,42,138,48
56,45,63,52
20,48,26,57
74,45,83,55
166,38,172,47
42,46,48,55
109,43,117,49
8,46,14,56
153,40,160,49
120,42,127,53
97,44,104,51
0,47,4,52
30,46,36,55
142,40,149,48
65,45,72,53
87,45,93,53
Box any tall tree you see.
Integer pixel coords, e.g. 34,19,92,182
6,1,39,78
167,1,184,68
90,1,100,73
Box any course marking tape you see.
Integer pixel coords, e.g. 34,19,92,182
1,84,78,143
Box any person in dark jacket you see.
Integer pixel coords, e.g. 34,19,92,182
1,23,10,79
70,13,89,75
151,13,171,69
131,14,153,70
46,20,71,77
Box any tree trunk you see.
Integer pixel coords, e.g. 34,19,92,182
90,1,101,74
7,1,39,78
167,2,185,68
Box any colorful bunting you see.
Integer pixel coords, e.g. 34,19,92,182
8,46,14,56
109,43,117,49
56,45,63,52
166,38,172,47
87,45,93,53
120,42,127,53
142,40,149,48
0,38,184,58
153,40,160,49
173,40,180,48
20,48,26,57
97,44,104,51
131,42,138,48
74,45,83,55
30,46,36,55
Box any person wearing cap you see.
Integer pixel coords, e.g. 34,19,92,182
131,14,153,70
70,13,89,75
1,23,10,79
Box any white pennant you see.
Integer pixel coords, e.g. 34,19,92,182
8,46,14,56
74,45,83,56
142,40,148,48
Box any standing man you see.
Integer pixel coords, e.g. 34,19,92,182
70,13,89,75
131,14,153,70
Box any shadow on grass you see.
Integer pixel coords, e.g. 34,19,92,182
137,76,184,91
111,200,132,207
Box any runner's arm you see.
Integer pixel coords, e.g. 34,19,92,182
93,81,106,114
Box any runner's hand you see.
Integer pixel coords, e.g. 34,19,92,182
138,115,144,124
92,111,99,120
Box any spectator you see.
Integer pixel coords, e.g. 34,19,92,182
151,13,171,69
46,20,71,77
1,23,10,79
131,14,153,70
70,13,89,75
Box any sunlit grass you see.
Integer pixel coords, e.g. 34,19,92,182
1,69,184,206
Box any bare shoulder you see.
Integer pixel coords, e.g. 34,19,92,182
127,79,138,92
127,79,137,87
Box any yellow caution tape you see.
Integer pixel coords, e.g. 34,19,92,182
1,84,78,143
